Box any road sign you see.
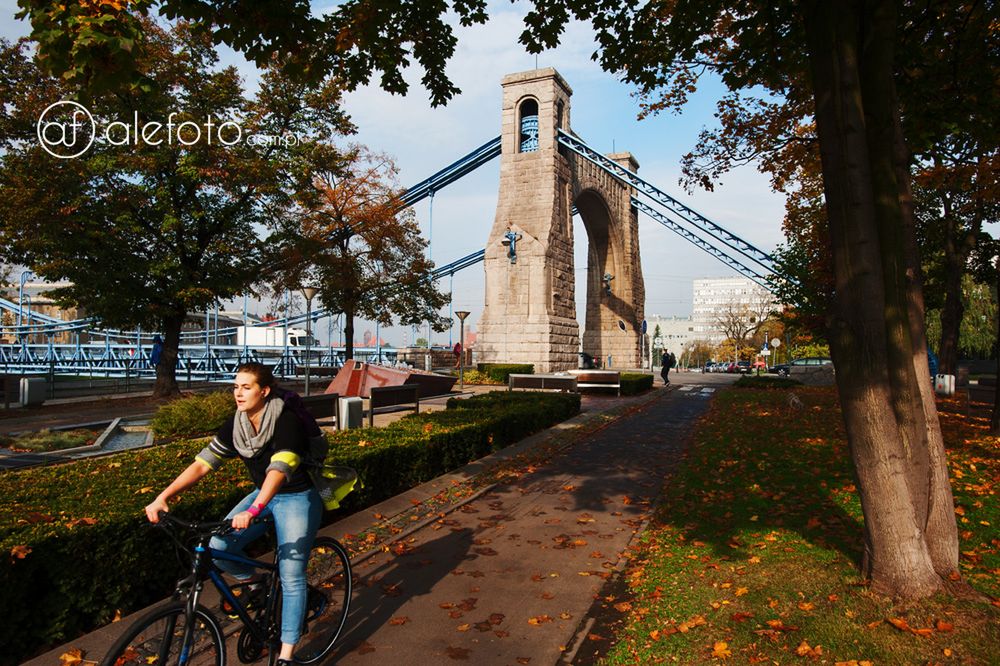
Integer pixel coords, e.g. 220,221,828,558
771,338,781,348
653,336,664,348
761,349,771,356
641,319,647,334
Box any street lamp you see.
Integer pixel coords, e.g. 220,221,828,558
455,310,470,391
301,286,318,396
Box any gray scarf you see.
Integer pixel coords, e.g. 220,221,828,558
232,397,285,458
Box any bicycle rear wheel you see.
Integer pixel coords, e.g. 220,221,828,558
100,601,224,666
293,536,352,663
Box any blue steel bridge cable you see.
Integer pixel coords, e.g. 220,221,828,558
555,129,789,283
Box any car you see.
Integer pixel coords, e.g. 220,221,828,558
771,357,832,377
737,360,752,374
703,361,717,373
723,362,739,373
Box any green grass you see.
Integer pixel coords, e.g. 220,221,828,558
594,387,1000,665
0,428,101,452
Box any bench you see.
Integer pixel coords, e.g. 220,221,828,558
569,370,621,396
1,374,21,409
508,373,578,392
300,393,340,428
367,385,420,427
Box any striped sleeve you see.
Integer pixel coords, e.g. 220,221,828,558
195,435,237,470
265,450,301,482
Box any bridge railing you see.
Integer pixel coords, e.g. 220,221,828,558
0,343,399,382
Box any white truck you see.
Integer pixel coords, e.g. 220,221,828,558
236,325,315,347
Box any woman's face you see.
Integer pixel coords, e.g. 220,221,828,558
233,371,270,414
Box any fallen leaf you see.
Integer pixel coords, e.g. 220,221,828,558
886,617,911,632
935,620,954,632
711,641,732,659
389,616,410,626
356,641,376,655
59,649,84,666
10,545,31,561
798,601,815,611
527,615,553,626
795,640,823,658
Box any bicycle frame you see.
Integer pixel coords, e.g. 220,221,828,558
171,525,282,663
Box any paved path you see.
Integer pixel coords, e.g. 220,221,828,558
320,381,717,665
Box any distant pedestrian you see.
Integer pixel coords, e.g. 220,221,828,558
661,350,676,384
150,334,163,368
453,342,463,368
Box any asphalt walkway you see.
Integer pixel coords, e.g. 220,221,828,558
24,372,733,666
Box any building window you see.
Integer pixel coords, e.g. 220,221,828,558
519,98,539,152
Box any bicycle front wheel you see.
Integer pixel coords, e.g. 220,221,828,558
100,601,225,666
294,536,352,663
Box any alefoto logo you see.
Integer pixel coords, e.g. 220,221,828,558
37,100,96,159
36,100,300,159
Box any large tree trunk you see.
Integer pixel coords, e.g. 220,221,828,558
152,314,184,397
802,0,952,599
894,95,962,581
992,264,1000,436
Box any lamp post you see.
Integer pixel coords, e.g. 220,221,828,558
301,286,318,396
455,310,470,391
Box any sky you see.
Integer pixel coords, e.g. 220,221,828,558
1,1,789,348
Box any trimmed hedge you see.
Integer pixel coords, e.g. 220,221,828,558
620,372,654,395
0,390,579,664
476,363,534,383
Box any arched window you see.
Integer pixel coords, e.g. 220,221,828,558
518,98,539,152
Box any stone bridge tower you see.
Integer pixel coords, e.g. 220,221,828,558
477,68,645,372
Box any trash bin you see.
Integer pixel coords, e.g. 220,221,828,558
20,377,46,407
934,374,955,396
338,397,363,430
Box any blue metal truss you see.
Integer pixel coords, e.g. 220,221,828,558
556,129,783,280
400,136,502,207
631,198,771,290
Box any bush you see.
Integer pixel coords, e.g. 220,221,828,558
459,369,504,385
150,390,235,438
0,391,579,664
475,363,534,383
620,372,654,395
734,375,802,389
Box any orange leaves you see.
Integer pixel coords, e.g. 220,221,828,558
794,640,823,658
58,648,84,666
677,614,707,633
527,614,553,626
885,616,950,637
9,544,31,561
710,640,732,658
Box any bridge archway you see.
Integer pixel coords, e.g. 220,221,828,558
478,68,644,371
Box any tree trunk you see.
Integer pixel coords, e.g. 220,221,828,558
938,190,964,376
893,93,961,581
344,309,355,361
152,315,184,397
802,0,945,599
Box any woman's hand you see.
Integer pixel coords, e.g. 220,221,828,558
145,497,169,523
232,511,255,530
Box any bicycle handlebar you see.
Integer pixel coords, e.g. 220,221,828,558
154,511,271,537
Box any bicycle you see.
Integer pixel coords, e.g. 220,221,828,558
100,512,352,666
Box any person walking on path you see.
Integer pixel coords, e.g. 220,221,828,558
143,362,321,666
661,350,676,384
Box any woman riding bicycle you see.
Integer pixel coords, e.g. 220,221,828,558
144,362,322,666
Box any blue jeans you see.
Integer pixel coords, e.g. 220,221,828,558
210,488,322,645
